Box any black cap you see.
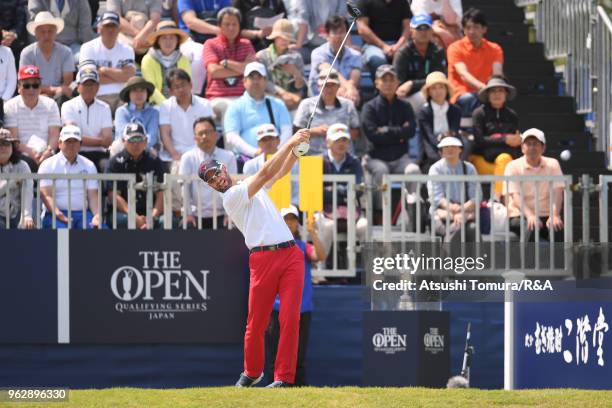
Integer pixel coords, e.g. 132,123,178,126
375,64,397,79
123,122,146,141
198,159,224,183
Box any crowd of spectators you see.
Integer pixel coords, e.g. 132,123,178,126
0,1,566,248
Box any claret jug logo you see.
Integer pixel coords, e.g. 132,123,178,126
110,251,210,320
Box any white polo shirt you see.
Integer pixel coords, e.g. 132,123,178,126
159,95,214,161
79,37,136,95
179,146,237,217
38,152,98,212
3,95,61,145
222,180,294,249
61,96,113,152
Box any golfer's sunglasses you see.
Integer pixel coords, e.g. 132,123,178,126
203,164,227,183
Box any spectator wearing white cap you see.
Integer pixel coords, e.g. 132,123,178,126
179,116,236,229
293,69,360,157
105,122,165,229
427,135,481,243
38,124,101,229
78,11,136,114
20,11,75,103
223,61,292,162
504,128,564,242
61,66,113,172
28,0,95,60
243,123,299,205
315,123,367,259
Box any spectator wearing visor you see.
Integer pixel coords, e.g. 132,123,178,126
61,66,113,172
0,127,34,229
105,122,165,229
38,124,102,229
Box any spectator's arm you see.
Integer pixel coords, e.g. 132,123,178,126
118,16,140,37
48,126,59,150
78,0,95,42
182,10,220,35
472,108,508,147
553,186,564,217
356,17,386,49
160,124,181,161
99,64,137,84
2,51,16,100
492,62,503,76
225,131,259,157
348,68,361,89
19,162,33,221
294,22,307,49
417,109,440,161
133,11,162,49
441,0,461,25
454,62,486,91
81,127,113,148
308,232,326,262
153,190,164,218
40,185,63,216
87,188,100,217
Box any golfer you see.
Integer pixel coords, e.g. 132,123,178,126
199,129,311,388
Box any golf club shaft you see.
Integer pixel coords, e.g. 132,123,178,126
305,18,358,130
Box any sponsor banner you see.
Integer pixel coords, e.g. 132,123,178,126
69,230,249,343
0,231,58,343
363,311,449,387
514,294,612,389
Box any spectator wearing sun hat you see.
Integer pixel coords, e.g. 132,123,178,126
79,11,137,114
38,124,102,229
28,0,95,59
61,66,113,171
141,20,192,105
113,76,160,156
256,18,306,112
4,65,61,169
21,11,75,103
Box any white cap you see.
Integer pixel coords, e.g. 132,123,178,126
326,123,350,141
244,61,267,77
521,128,546,144
280,205,299,218
255,123,279,141
59,125,82,142
437,136,463,149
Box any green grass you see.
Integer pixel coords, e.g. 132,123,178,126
5,387,612,408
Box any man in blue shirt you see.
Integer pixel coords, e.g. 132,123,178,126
223,62,292,160
308,16,362,104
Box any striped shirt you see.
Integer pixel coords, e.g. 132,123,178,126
4,95,61,145
202,35,255,98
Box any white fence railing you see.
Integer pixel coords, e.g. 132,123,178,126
0,173,137,229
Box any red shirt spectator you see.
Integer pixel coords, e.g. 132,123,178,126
202,7,255,99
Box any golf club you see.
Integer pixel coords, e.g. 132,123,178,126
293,1,363,156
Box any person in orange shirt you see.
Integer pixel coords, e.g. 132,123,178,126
446,8,504,121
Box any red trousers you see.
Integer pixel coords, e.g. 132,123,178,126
245,245,304,383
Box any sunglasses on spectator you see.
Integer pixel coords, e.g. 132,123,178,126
126,136,146,143
0,140,12,147
416,25,431,31
21,82,41,89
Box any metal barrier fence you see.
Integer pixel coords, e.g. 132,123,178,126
0,173,137,229
518,0,612,162
163,173,359,278
377,174,574,274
